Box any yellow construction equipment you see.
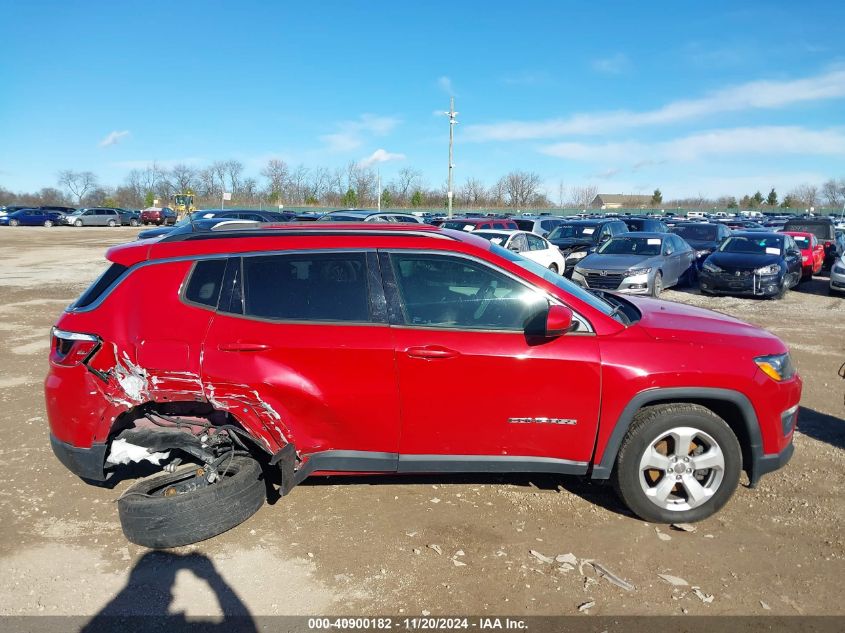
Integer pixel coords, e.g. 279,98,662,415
173,192,195,216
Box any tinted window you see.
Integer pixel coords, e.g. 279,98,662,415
390,253,543,331
672,224,718,241
241,252,370,322
185,259,227,308
783,222,834,240
513,220,535,231
73,263,128,309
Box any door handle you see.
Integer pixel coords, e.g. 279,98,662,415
405,345,460,360
217,342,270,352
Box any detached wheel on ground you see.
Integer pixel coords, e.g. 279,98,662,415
612,403,741,523
117,455,265,548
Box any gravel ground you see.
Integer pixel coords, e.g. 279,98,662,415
0,227,842,619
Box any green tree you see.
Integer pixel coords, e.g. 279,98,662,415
651,188,662,205
144,191,154,207
341,188,357,207
766,188,778,206
781,195,795,209
410,190,424,208
752,191,764,207
101,197,119,208
380,189,393,208
726,196,738,209
739,195,752,208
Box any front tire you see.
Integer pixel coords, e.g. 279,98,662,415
9,219,19,227
130,218,139,227
44,219,54,227
650,271,663,297
74,219,83,227
117,455,265,548
612,403,741,523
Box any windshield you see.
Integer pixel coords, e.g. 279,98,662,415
489,243,621,320
548,224,598,240
719,235,784,255
672,225,717,241
598,236,662,256
784,223,832,240
474,231,512,246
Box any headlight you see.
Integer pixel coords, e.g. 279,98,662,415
754,353,795,382
703,261,722,273
626,267,652,277
834,264,845,274
569,251,587,260
755,264,780,275
695,249,711,258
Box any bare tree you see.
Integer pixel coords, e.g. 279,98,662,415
821,178,842,207
261,159,289,201
571,184,598,209
57,170,97,204
224,160,244,194
286,164,310,204
788,184,819,209
393,167,422,204
458,177,487,208
170,164,198,193
500,170,542,208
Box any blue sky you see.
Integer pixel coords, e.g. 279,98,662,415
2,0,844,200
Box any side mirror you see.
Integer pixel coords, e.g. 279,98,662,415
545,305,574,337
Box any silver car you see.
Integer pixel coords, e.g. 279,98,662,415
831,254,845,295
63,207,121,227
572,232,696,296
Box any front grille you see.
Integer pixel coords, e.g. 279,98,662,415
583,270,624,290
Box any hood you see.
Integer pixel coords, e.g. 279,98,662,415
707,251,781,270
626,295,785,351
577,253,659,271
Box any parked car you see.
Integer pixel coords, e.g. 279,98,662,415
0,207,65,227
669,222,732,268
0,205,32,216
117,209,141,227
572,232,695,296
140,207,177,226
137,209,295,240
46,223,800,547
781,217,839,268
434,217,518,231
830,253,845,295
473,229,567,273
781,231,824,280
699,232,803,298
511,215,565,237
318,209,423,223
546,219,629,276
62,207,122,227
620,217,669,233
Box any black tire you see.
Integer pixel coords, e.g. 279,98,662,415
650,271,663,297
130,218,139,227
612,403,742,523
118,455,265,548
548,263,559,274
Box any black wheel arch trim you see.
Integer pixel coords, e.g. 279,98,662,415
589,387,779,486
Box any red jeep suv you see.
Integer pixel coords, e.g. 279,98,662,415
45,223,801,547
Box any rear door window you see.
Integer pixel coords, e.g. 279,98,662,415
526,234,546,251
239,252,371,322
184,259,227,308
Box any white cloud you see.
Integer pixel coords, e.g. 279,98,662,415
591,53,630,75
437,76,453,94
539,126,845,162
319,114,400,152
99,130,130,147
359,148,406,168
464,67,845,141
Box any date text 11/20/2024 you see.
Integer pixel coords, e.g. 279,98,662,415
307,618,528,630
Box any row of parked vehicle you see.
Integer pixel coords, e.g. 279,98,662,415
0,205,179,227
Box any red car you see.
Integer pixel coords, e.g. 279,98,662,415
139,206,177,226
782,231,824,279
45,223,800,547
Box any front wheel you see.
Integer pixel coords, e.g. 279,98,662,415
74,219,83,227
43,219,54,227
650,271,663,297
612,403,742,523
129,218,139,227
117,455,265,548
9,218,19,227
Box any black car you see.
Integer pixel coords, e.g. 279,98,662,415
117,208,141,226
546,219,629,276
781,217,839,268
669,222,732,268
137,209,295,240
620,217,669,233
699,231,803,299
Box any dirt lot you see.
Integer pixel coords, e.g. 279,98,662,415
0,227,843,620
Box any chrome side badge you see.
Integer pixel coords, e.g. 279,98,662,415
508,417,577,426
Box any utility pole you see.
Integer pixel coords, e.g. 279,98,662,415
446,96,458,218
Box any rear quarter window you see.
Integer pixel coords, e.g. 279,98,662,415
184,259,227,308
72,263,128,309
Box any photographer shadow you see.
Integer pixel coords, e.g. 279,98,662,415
82,551,256,632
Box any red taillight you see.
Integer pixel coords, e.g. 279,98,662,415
50,328,100,367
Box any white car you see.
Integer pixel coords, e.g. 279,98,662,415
473,229,567,274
